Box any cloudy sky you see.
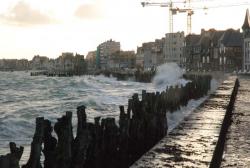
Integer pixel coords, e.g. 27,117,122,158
0,0,249,59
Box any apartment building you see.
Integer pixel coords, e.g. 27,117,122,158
164,32,185,64
96,39,120,69
136,38,164,70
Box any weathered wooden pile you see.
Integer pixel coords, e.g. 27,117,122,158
30,71,48,76
0,74,211,168
0,142,23,168
30,71,75,77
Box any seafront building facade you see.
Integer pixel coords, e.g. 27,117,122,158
96,39,120,69
108,51,136,69
136,42,157,70
135,32,184,70
0,59,30,71
86,51,97,70
136,38,164,70
31,55,50,70
182,28,243,72
164,32,185,64
30,53,86,73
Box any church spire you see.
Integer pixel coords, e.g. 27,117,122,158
242,9,250,30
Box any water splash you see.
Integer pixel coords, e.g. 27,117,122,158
152,63,189,91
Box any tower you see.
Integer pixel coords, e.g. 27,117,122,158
242,9,250,71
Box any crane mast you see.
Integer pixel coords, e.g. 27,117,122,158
141,0,250,35
142,1,174,33
141,0,193,34
169,2,173,33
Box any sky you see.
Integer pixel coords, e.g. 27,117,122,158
0,0,249,60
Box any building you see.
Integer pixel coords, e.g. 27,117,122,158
242,9,250,71
0,59,30,71
53,52,87,74
182,34,201,70
183,29,242,72
0,60,3,69
96,39,120,69
0,59,17,71
108,51,136,69
195,29,214,71
136,38,164,70
153,38,165,66
16,59,30,70
31,55,49,70
137,42,154,70
56,52,75,72
135,47,144,69
74,53,86,75
86,51,96,70
217,29,243,72
208,30,225,71
164,32,185,64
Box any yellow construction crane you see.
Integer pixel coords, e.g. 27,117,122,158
141,0,250,35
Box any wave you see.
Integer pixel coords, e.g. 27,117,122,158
0,70,218,163
152,63,189,91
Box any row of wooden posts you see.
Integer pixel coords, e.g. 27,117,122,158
94,69,156,83
30,71,75,77
30,69,154,83
0,74,212,168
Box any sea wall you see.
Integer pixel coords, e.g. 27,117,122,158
131,76,239,167
209,78,240,168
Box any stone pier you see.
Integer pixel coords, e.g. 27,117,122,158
131,76,237,168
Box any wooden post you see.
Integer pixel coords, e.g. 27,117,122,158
0,142,24,168
43,119,57,168
54,112,73,168
22,117,44,168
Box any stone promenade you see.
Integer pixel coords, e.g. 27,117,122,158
221,76,250,167
131,76,236,168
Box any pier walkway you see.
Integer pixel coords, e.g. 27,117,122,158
132,76,237,168
221,76,250,167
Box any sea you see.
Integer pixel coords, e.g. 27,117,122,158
0,63,213,164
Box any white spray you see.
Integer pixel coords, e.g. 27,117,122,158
151,63,221,133
152,62,189,91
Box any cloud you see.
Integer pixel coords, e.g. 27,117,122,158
74,3,102,19
0,1,56,26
